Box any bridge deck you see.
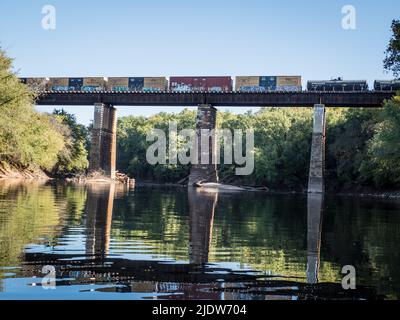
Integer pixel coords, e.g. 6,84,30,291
35,91,396,107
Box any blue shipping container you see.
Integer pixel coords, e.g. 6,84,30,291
129,78,144,91
259,76,277,91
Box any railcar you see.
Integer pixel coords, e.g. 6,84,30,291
374,80,400,91
107,77,168,92
235,76,302,92
307,78,368,92
169,76,233,92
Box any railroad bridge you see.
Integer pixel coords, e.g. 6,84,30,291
36,91,396,193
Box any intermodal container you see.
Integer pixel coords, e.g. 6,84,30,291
235,76,276,92
128,77,144,91
48,78,70,91
68,78,83,90
235,76,260,91
276,76,302,91
21,78,48,88
236,76,301,92
107,77,130,91
260,76,277,91
82,77,106,91
169,76,233,92
107,77,168,91
143,77,168,92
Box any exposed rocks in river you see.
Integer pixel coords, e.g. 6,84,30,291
194,181,269,192
64,170,135,187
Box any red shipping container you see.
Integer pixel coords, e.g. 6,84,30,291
169,76,232,92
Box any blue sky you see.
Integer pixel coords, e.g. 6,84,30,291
0,0,399,125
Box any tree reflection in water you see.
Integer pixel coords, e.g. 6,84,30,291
21,186,376,299
0,181,386,300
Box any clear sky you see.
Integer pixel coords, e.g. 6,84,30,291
1,0,399,125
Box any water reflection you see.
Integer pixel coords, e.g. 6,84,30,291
306,194,324,284
85,184,115,258
188,189,217,265
1,181,398,299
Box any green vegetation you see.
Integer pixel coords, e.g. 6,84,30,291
0,181,87,266
364,97,400,187
384,19,400,77
0,49,88,175
117,110,196,182
51,109,89,175
0,50,64,170
116,99,400,190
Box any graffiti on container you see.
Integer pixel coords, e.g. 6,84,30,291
81,86,103,92
239,86,267,92
51,86,70,91
172,84,192,92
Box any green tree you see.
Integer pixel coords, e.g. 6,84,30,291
52,109,89,175
117,109,196,182
327,108,380,188
384,20,400,78
363,97,400,187
0,49,65,171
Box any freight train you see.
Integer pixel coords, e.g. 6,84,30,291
19,76,400,92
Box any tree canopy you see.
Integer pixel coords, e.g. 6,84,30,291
384,19,400,78
0,49,88,175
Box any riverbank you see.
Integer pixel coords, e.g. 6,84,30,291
0,162,135,187
0,161,49,180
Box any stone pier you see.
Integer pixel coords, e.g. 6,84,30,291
308,104,326,194
89,103,117,179
188,104,219,186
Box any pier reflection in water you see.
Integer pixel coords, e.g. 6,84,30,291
188,189,217,265
306,194,324,285
85,183,115,258
1,181,399,299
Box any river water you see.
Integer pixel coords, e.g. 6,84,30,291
0,180,399,300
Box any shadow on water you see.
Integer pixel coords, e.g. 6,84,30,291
17,184,379,300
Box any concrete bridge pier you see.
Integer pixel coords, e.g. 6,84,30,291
308,104,326,194
188,104,219,186
89,103,117,179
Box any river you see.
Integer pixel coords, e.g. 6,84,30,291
0,180,399,300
